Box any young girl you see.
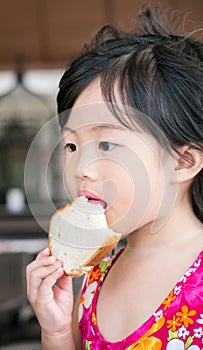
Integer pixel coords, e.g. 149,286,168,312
26,7,203,349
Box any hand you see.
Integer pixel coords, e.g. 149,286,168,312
26,247,74,335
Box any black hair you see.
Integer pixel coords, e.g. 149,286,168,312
57,6,203,222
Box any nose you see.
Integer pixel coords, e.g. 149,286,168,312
75,143,99,182
76,160,98,182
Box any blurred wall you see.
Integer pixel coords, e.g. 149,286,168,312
0,0,202,70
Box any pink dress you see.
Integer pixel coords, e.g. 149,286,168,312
79,249,203,349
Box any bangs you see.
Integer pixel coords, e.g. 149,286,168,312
100,49,172,152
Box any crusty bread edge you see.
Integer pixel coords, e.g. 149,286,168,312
49,234,120,278
83,234,120,267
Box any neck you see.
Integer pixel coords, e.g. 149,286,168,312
126,201,203,254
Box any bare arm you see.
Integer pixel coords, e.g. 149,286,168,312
41,328,76,350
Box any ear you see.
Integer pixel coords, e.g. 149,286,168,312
175,146,203,183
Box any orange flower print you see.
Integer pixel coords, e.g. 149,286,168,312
176,305,196,328
92,311,97,326
163,291,176,311
128,336,162,349
126,316,164,349
88,268,102,284
167,315,181,332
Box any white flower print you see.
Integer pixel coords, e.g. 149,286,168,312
194,258,201,268
194,327,203,338
103,256,111,262
153,310,163,321
178,325,190,340
78,281,97,322
178,275,187,284
166,339,200,350
177,258,201,285
185,268,196,277
174,285,182,295
91,325,95,336
197,314,203,324
78,303,83,322
83,281,97,308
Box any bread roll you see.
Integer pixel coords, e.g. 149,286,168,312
49,196,121,277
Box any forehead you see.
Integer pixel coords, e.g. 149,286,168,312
73,78,104,107
64,78,127,131
65,103,125,132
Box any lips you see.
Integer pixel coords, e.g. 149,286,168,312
87,198,107,209
79,190,107,209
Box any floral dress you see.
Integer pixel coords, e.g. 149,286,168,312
78,249,203,349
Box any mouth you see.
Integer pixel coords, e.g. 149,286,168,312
86,198,107,209
79,190,107,210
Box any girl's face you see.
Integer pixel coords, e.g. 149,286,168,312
62,80,176,235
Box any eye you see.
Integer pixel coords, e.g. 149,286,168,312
99,141,116,151
65,143,77,152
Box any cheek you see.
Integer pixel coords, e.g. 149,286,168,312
104,151,175,235
63,155,78,199
102,161,134,211
103,155,152,235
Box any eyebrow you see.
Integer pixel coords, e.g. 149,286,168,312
63,124,125,133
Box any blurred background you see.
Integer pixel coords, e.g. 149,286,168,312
0,0,202,348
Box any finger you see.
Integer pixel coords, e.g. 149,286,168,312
31,260,62,280
27,260,63,302
37,267,65,303
36,247,51,260
26,255,57,294
55,274,74,309
27,255,56,278
26,247,55,280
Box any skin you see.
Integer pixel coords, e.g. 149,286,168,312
26,79,203,348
